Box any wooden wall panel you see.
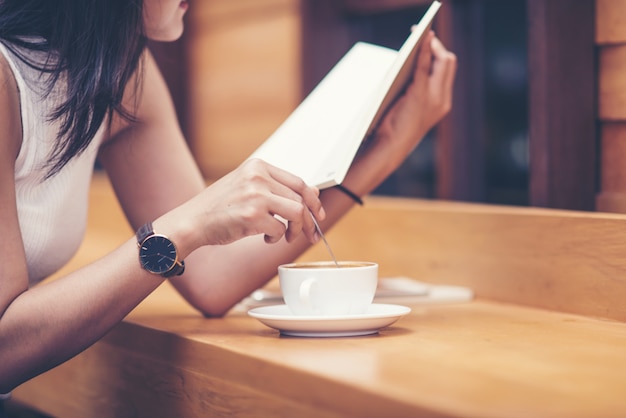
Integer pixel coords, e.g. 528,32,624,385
597,0,626,212
599,123,626,190
596,122,626,213
528,0,596,211
436,0,486,202
598,45,626,120
186,0,301,181
596,0,626,44
597,123,626,212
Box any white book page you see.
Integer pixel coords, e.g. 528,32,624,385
250,43,397,187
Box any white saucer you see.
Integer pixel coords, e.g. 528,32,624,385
248,303,411,337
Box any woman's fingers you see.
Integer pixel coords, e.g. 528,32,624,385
262,162,323,243
263,214,288,244
204,159,323,246
415,31,435,86
429,35,457,111
266,163,324,218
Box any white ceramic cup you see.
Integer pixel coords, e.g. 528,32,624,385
278,261,378,316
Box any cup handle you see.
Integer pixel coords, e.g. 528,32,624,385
299,278,317,309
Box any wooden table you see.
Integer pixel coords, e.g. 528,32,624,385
12,177,626,417
13,283,626,418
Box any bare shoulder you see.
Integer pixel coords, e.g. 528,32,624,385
0,49,22,162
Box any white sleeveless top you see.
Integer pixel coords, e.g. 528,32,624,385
0,42,106,285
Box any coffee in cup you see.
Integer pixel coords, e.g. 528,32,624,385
278,261,378,316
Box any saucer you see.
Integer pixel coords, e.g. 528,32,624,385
248,303,411,337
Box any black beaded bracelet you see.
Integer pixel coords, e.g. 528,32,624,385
334,184,364,206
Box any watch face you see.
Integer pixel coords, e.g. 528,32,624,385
139,235,178,274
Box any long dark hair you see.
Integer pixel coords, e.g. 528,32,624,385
0,0,147,177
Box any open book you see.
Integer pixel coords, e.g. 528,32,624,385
249,1,441,189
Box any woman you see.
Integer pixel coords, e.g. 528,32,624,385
0,0,456,392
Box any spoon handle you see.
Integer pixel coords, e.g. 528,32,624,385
310,211,339,267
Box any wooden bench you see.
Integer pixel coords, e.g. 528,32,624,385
53,172,626,321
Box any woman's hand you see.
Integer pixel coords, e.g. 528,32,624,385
176,158,324,251
373,31,457,167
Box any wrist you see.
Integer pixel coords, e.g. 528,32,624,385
369,130,416,173
333,184,363,205
342,140,399,197
151,215,199,261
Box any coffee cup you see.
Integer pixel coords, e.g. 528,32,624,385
278,261,378,316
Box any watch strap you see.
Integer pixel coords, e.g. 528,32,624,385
163,259,185,277
136,221,154,244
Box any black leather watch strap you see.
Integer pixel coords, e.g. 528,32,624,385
136,221,154,244
162,259,185,277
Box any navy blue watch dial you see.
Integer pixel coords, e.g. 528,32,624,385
139,234,178,274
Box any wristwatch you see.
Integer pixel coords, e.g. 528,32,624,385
136,222,185,278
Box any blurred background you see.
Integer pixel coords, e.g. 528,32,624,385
149,0,602,212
